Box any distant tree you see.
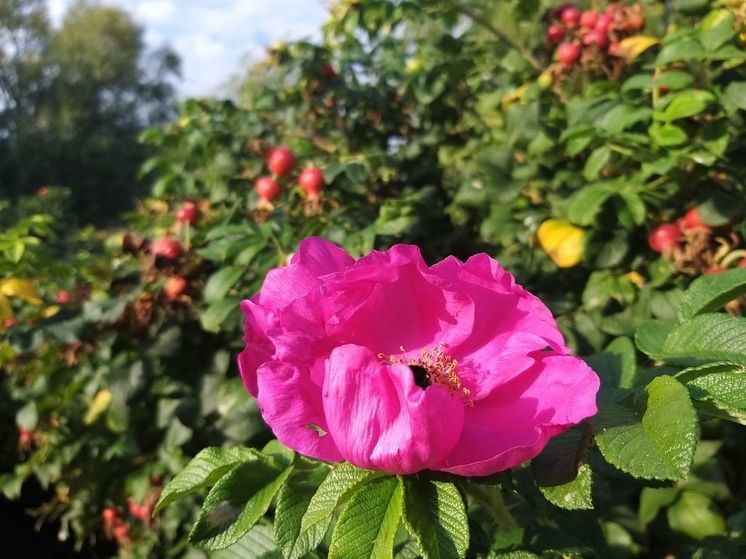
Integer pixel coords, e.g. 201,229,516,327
0,0,180,222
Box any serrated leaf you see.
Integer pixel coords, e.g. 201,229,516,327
639,487,679,524
155,447,260,514
677,267,746,321
539,464,593,511
200,297,240,333
634,319,676,360
204,266,244,304
660,314,746,365
567,183,617,226
401,478,469,559
275,460,331,559
299,462,380,547
677,362,746,424
190,458,294,550
210,522,282,559
661,90,715,121
328,476,402,559
583,146,611,181
593,376,697,480
667,490,726,540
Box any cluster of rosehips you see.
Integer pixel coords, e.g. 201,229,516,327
547,3,644,68
254,146,325,204
148,200,200,302
648,207,746,274
101,479,161,548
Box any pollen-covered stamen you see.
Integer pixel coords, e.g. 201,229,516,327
378,342,471,402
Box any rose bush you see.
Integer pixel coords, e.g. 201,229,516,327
3,0,746,557
240,237,599,475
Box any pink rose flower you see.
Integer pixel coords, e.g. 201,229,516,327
238,238,599,476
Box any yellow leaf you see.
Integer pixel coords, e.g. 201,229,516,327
84,389,113,425
0,294,12,321
537,219,585,268
0,279,42,305
42,305,61,318
626,271,646,288
613,36,659,61
537,70,554,90
501,83,531,107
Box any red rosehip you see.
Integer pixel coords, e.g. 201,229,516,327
628,13,645,31
37,186,49,197
580,10,599,29
648,223,681,253
607,41,623,57
561,6,581,28
175,201,199,225
298,167,325,198
112,522,130,542
267,146,296,177
547,24,565,44
679,207,710,231
102,507,119,528
55,290,71,304
151,238,183,260
582,29,608,47
18,428,33,448
594,14,613,34
321,63,336,79
557,42,581,65
128,498,150,523
3,317,18,329
739,258,746,268
705,265,726,275
164,276,187,301
255,176,281,202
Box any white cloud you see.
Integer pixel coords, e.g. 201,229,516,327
48,0,329,96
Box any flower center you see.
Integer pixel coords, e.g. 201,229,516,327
378,343,471,401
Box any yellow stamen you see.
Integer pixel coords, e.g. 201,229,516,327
378,342,471,403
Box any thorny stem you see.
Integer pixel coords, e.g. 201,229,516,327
468,484,519,532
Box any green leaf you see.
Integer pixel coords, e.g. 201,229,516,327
667,490,726,540
639,487,679,524
539,464,593,511
635,319,676,360
299,461,379,545
659,314,746,365
617,190,646,226
274,460,331,559
401,478,469,559
210,522,282,559
585,336,637,389
567,183,617,226
677,362,746,424
190,458,294,550
155,447,260,513
648,122,687,146
200,297,241,333
698,9,735,51
583,146,611,181
723,82,746,110
677,267,746,321
204,266,244,304
657,36,705,65
661,90,715,121
328,476,403,559
593,376,698,480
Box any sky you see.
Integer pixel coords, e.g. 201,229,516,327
47,0,330,97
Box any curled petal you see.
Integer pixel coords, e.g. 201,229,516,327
322,344,465,474
256,360,343,463
435,354,598,476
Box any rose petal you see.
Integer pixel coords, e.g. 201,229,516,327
322,344,465,474
256,360,343,462
435,354,598,476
